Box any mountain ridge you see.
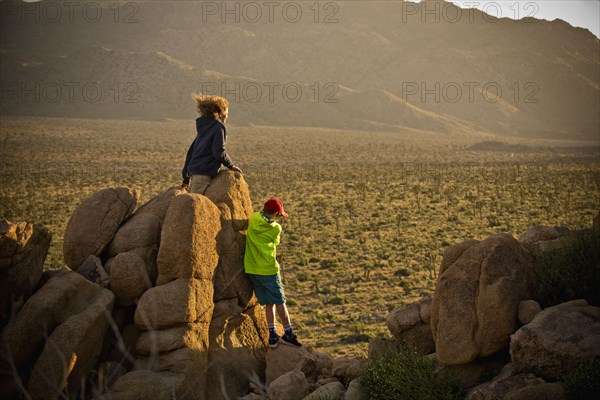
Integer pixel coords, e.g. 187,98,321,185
0,0,598,140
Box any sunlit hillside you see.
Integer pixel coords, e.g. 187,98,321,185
1,0,598,140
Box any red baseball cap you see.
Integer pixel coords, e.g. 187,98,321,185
263,198,289,218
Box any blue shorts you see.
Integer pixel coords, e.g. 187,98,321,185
247,273,286,305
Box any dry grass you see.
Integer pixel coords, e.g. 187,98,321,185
1,116,598,356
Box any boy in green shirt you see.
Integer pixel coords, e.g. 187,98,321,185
244,198,302,348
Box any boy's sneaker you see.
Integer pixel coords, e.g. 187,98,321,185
281,333,302,347
269,335,280,348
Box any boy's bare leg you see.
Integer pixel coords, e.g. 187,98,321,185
276,303,301,346
265,304,281,346
276,303,291,327
265,304,277,326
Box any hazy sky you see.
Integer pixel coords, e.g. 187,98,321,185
450,0,600,37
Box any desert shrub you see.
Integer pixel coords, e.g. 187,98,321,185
536,230,600,307
339,332,374,344
286,298,297,306
340,323,375,344
561,359,600,400
400,280,411,290
360,345,463,400
296,271,310,282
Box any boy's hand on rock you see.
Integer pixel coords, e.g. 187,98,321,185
181,183,189,191
231,166,243,174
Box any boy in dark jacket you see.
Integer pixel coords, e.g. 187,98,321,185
182,94,242,194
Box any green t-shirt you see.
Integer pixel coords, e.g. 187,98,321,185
244,211,282,275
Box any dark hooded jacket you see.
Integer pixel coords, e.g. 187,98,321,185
181,117,234,184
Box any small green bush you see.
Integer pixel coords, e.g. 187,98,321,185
286,298,297,306
360,345,463,400
340,333,374,344
329,296,345,305
560,359,600,400
536,230,600,307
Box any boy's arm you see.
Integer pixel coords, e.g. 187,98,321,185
272,224,282,246
181,140,195,185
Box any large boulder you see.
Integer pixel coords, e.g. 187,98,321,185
510,302,600,379
266,345,322,385
107,187,184,257
205,172,255,306
102,369,185,400
467,373,566,400
134,278,214,330
63,187,139,269
386,296,435,354
332,357,363,382
206,303,268,400
27,284,115,400
345,379,367,400
303,381,345,400
431,234,537,365
135,347,209,400
204,170,253,232
519,226,573,258
518,226,569,244
213,203,255,306
0,219,51,323
266,370,310,400
136,323,206,356
107,212,161,257
2,272,112,369
109,251,153,306
156,193,221,286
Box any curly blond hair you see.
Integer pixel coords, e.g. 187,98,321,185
191,93,229,120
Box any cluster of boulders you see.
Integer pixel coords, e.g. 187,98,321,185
1,171,360,400
386,217,600,399
240,344,365,400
